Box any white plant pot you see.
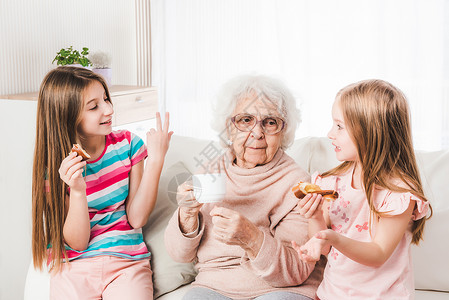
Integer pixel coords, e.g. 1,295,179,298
92,68,112,86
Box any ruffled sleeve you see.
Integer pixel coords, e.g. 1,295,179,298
311,171,322,185
376,191,429,220
311,171,340,192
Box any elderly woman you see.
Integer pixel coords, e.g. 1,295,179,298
164,75,325,299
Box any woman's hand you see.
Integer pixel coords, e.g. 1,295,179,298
210,206,264,259
296,193,324,219
59,151,87,192
146,112,174,164
177,181,203,234
291,229,334,262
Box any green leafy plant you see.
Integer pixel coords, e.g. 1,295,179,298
52,46,91,67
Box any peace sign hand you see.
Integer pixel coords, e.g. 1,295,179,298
146,112,174,164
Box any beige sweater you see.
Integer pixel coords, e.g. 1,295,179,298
164,149,325,299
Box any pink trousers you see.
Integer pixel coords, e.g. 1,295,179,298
50,256,153,300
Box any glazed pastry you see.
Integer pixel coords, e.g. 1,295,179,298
71,144,91,161
292,181,339,201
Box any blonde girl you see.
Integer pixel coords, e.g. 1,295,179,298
32,66,173,299
292,79,431,299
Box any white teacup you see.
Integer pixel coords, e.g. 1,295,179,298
192,173,226,203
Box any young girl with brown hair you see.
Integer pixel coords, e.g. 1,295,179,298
32,66,173,299
293,79,432,299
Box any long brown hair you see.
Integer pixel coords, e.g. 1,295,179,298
323,79,432,244
32,66,110,271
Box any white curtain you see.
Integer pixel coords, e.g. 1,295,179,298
151,0,449,151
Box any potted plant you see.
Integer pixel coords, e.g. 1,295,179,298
52,46,91,67
89,51,112,86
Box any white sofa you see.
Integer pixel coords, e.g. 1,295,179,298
24,135,449,299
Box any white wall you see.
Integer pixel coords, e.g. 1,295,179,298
0,1,140,299
0,0,138,95
151,0,449,151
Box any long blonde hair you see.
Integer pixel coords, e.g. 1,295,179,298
323,79,432,244
32,67,110,271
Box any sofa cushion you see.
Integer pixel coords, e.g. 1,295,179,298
163,135,220,175
412,150,449,292
24,263,50,300
286,137,339,174
142,161,197,298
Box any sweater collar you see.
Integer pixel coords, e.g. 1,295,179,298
225,147,285,176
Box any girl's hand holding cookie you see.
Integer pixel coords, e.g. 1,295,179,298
59,151,87,192
297,193,324,219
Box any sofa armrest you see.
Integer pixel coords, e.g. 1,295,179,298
24,262,49,300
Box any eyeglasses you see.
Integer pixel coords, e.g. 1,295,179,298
230,114,285,135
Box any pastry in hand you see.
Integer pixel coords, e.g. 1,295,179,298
292,181,338,201
71,144,91,161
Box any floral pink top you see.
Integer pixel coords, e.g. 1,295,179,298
313,167,429,300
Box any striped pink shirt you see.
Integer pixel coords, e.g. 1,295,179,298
64,130,150,261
